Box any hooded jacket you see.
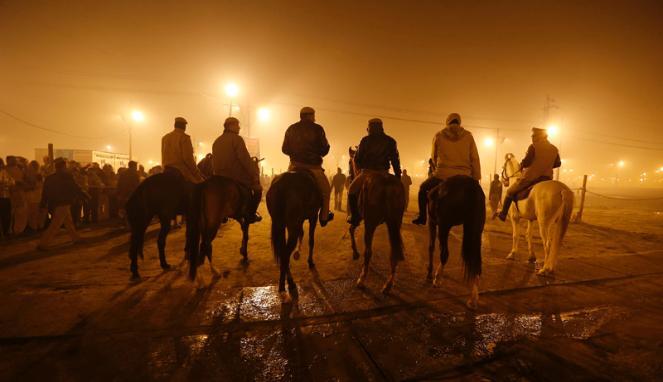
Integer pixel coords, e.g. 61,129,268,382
431,126,481,181
282,120,330,166
354,125,401,176
212,127,261,190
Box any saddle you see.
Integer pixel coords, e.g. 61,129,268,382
211,175,252,218
514,176,552,201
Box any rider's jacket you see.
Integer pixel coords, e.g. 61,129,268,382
520,138,561,182
282,120,330,166
212,129,261,190
431,126,481,181
161,128,204,184
354,127,401,176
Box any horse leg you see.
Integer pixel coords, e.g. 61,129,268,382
349,224,360,260
382,219,402,294
157,217,171,270
427,221,437,280
293,230,303,261
536,217,553,276
129,221,147,281
356,224,376,289
240,222,249,261
506,211,520,260
433,225,451,287
467,276,480,310
203,224,221,277
526,220,536,263
307,218,317,269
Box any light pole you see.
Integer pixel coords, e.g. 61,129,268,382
124,110,144,161
547,124,560,180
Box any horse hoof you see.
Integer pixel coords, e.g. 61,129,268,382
537,269,553,277
308,261,315,269
426,272,433,281
506,253,515,260
130,273,141,282
466,299,478,310
352,252,360,260
528,256,537,263
381,283,393,294
160,263,171,270
280,291,292,304
293,251,300,260
356,278,366,289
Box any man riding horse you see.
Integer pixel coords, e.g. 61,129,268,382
347,118,401,227
282,107,334,227
412,113,481,225
212,117,262,223
161,116,205,189
495,127,561,221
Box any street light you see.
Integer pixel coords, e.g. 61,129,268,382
257,107,271,123
547,124,559,138
124,109,144,160
617,160,625,168
483,137,495,147
224,83,239,117
105,144,112,152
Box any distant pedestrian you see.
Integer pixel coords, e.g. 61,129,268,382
488,174,503,216
331,168,346,211
0,158,15,236
38,158,89,249
117,161,141,218
401,169,412,211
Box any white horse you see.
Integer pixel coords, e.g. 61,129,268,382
502,156,574,275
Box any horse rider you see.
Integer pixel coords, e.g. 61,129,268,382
347,118,401,227
161,117,205,186
282,106,334,226
412,113,481,225
212,117,262,223
495,127,561,221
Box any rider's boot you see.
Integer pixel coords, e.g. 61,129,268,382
346,193,361,227
496,196,513,222
246,190,263,224
411,187,428,225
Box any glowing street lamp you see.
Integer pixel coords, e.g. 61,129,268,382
105,144,112,152
617,160,625,168
546,124,559,138
257,107,271,123
224,83,239,117
124,109,145,160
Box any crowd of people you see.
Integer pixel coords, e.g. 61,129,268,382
0,154,163,243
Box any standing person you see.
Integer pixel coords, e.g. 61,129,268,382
412,113,481,225
346,118,401,226
102,164,118,218
161,116,204,184
282,107,334,226
25,160,46,231
496,127,561,221
488,174,503,217
331,168,347,211
401,169,412,211
116,161,141,218
38,159,89,249
86,163,104,223
6,156,28,235
212,117,263,223
0,159,15,237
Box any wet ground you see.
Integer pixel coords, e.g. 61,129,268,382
1,204,662,381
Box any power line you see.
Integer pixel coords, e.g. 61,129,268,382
0,109,117,140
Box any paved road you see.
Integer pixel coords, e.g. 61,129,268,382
0,206,662,381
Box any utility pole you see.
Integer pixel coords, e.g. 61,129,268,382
544,95,561,180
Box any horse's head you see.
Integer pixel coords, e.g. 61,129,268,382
502,153,521,179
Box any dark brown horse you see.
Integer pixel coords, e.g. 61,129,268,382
126,170,189,280
350,171,405,294
427,175,485,309
267,170,321,302
187,176,252,284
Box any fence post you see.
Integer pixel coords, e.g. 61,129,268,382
574,174,588,223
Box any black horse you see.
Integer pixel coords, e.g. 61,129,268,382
267,171,321,303
426,175,485,309
126,171,189,280
187,176,253,283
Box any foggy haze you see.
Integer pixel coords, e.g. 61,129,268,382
1,0,662,185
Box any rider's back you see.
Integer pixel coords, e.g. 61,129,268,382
432,127,481,181
281,120,329,165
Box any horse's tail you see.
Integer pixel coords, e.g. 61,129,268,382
385,177,405,261
548,187,574,268
268,184,287,265
559,188,574,240
188,183,203,280
462,180,485,282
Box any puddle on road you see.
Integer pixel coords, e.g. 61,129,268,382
239,285,329,322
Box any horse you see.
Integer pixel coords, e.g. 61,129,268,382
426,176,485,309
267,170,321,302
502,157,574,276
350,171,405,294
187,176,255,283
125,171,189,280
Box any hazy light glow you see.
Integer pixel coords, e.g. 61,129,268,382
546,124,559,137
483,137,495,147
131,110,145,122
105,144,112,151
617,160,626,168
225,83,239,98
257,107,271,122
